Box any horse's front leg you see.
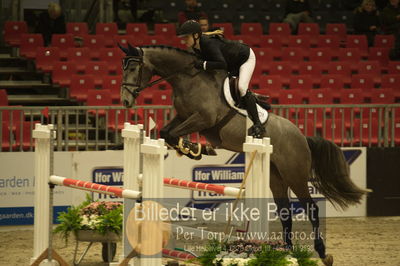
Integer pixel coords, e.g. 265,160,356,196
161,113,216,160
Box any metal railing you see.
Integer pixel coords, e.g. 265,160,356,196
1,104,399,152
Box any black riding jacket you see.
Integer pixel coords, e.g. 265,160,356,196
194,35,250,76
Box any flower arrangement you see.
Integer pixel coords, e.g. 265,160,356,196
197,239,318,266
54,195,123,243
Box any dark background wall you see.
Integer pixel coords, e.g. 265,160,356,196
367,147,400,216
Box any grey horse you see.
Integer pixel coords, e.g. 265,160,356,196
119,44,369,265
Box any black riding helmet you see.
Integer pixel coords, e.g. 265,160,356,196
177,20,202,37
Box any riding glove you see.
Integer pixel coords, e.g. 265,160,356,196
194,60,205,70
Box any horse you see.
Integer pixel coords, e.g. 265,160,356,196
119,44,369,265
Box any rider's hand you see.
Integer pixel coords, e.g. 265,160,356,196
194,60,205,70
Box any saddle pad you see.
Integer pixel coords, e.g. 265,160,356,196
223,77,268,124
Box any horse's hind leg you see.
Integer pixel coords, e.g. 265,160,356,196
270,163,293,248
290,182,333,266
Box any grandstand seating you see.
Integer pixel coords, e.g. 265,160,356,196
19,34,44,59
3,13,400,148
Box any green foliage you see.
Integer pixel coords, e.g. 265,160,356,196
197,239,223,266
95,205,123,235
53,205,83,243
291,245,318,266
247,244,290,266
53,194,123,243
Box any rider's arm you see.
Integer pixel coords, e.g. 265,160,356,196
199,39,227,70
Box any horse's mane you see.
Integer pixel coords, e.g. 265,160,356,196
138,45,197,57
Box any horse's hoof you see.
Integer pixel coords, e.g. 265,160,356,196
322,254,333,266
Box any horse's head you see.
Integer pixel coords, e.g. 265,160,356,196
119,44,153,108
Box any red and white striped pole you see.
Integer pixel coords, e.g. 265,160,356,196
49,175,141,199
163,177,241,197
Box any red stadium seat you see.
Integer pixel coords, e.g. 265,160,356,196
374,35,395,48
35,47,61,72
87,89,113,111
51,34,75,48
381,74,400,88
240,23,263,36
368,47,390,66
1,122,14,151
269,23,291,35
316,34,340,49
70,74,96,102
252,48,275,62
339,89,364,104
297,23,319,45
268,62,293,84
4,21,28,46
325,23,347,41
212,23,234,38
142,35,170,46
51,61,77,87
99,48,125,73
51,34,76,58
231,35,260,47
19,34,44,59
66,22,88,37
82,34,106,59
387,61,400,74
369,89,395,103
393,118,400,145
102,75,122,102
323,119,349,146
126,23,149,36
352,118,381,146
337,48,362,62
84,61,109,86
14,121,35,151
66,47,90,71
351,74,376,89
308,47,333,62
278,90,304,104
281,47,308,61
289,75,313,90
327,61,352,77
107,109,143,130
298,62,323,85
296,119,316,136
320,74,345,90
152,90,173,105
0,90,8,106
258,75,283,91
96,23,118,47
259,35,284,49
307,88,334,104
154,23,176,37
346,35,368,57
288,35,311,48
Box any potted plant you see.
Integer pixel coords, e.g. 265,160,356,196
54,195,123,263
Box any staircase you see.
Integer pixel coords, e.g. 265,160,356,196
0,46,73,106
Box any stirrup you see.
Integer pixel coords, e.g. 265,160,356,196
248,124,266,139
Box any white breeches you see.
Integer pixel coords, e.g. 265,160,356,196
238,48,256,97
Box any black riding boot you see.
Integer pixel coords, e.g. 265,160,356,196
242,91,266,138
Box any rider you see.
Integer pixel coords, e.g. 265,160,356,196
177,20,266,138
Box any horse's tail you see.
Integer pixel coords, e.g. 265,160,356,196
306,136,370,210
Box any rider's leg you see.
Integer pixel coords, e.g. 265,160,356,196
238,48,265,138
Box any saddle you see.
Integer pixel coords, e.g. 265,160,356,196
229,77,271,110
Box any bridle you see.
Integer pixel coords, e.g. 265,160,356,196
121,53,199,100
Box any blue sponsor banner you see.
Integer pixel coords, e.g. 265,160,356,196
0,206,69,225
192,166,244,184
92,168,123,201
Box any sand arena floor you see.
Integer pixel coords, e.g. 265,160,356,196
0,216,399,266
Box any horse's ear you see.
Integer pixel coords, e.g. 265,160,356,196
117,43,129,55
127,43,138,55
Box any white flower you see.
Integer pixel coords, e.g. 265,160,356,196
285,255,299,265
213,258,250,266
